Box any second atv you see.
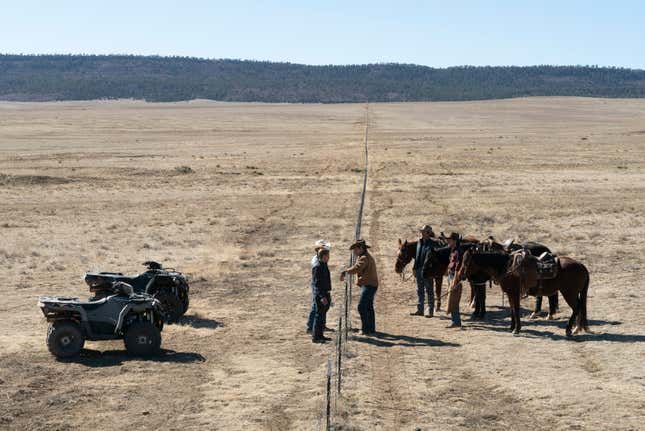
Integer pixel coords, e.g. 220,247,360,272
84,261,189,323
39,282,164,358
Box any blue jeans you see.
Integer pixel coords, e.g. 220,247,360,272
358,285,377,333
415,268,434,314
307,285,325,330
313,295,330,339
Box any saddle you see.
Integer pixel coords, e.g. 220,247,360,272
509,250,559,297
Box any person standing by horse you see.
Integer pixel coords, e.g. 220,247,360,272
445,232,463,328
312,248,333,343
341,239,379,336
411,224,438,318
307,240,332,334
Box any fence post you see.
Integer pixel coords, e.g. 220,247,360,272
325,359,331,431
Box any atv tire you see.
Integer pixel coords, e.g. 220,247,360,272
124,322,161,356
154,291,183,323
46,320,85,358
180,293,189,315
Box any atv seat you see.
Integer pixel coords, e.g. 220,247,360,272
76,296,113,310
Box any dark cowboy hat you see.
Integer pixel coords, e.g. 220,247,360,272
445,232,460,241
419,224,434,234
349,239,371,250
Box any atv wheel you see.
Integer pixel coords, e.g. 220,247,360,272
180,293,190,315
124,322,161,356
46,321,85,358
154,291,183,323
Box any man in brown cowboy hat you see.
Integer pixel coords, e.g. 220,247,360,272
411,224,439,317
341,239,379,335
445,232,463,328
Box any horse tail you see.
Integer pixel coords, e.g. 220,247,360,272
577,266,590,332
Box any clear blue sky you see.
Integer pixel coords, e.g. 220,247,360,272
2,0,644,68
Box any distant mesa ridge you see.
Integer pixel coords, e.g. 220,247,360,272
1,54,644,102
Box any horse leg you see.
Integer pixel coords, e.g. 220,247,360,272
561,288,579,337
469,283,476,309
530,296,543,319
578,272,590,332
547,293,558,320
506,287,516,332
434,275,442,311
512,287,521,334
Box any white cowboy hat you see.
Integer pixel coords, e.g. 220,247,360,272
314,239,331,251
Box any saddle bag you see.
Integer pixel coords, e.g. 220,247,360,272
536,252,559,280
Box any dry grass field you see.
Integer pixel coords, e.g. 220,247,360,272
0,98,644,430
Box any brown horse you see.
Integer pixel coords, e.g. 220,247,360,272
395,239,445,311
456,249,590,336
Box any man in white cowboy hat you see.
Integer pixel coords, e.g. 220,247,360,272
306,240,333,334
411,224,439,317
341,239,379,335
311,247,333,343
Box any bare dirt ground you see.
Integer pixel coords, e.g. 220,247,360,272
0,98,643,430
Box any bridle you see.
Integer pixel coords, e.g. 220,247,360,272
395,247,413,278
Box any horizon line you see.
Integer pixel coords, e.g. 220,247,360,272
1,52,643,72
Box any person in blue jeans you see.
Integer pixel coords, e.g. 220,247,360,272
307,240,332,334
341,239,379,336
312,248,333,343
411,224,438,317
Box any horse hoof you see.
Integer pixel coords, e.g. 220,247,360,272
512,330,520,336
529,312,539,320
547,314,556,320
573,326,582,335
566,330,572,337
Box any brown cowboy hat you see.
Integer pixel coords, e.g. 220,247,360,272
349,239,371,250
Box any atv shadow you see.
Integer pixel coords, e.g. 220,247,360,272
175,314,223,329
59,348,206,367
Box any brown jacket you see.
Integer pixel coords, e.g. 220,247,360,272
346,251,379,288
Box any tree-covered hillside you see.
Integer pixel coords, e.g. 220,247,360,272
1,54,644,102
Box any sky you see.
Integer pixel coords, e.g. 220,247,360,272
2,1,644,68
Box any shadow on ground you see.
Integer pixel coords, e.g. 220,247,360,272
59,348,206,367
353,332,460,348
175,314,223,329
465,306,636,342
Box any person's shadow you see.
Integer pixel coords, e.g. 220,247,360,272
353,332,460,348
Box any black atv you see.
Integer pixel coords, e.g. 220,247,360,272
84,261,189,323
39,282,164,358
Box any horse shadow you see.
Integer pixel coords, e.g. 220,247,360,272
175,314,223,329
58,348,206,367
469,306,636,342
353,331,460,348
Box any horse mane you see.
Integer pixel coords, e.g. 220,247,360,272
471,251,510,273
403,240,417,254
432,246,451,263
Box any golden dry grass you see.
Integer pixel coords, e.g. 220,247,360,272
0,98,644,430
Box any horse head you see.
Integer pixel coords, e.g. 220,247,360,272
395,238,414,274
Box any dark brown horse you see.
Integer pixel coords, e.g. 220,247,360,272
456,249,590,336
485,237,560,318
395,239,445,310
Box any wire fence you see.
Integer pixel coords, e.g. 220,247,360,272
320,104,369,430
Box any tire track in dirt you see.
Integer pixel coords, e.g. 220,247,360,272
356,134,420,428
